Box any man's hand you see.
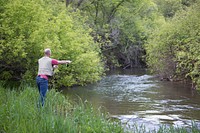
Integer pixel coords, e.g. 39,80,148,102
66,60,72,64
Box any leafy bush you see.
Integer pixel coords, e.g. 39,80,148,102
145,1,200,89
0,0,104,87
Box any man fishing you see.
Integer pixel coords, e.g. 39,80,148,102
36,48,71,106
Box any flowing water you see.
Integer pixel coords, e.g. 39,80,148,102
62,69,200,131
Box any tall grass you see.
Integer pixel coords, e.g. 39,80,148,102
0,85,199,133
153,124,200,133
0,86,124,133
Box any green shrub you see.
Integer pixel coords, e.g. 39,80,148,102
0,0,104,87
145,2,200,89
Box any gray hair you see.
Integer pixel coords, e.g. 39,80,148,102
44,48,51,55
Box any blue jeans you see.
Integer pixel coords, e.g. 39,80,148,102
36,76,48,107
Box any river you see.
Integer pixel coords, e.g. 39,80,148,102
62,69,200,131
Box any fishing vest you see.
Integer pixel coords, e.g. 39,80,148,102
38,56,53,76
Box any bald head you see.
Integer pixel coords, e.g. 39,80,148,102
44,48,51,57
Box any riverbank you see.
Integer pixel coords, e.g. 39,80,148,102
0,86,199,133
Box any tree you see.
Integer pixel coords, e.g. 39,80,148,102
65,0,160,68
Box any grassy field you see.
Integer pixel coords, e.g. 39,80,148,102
0,85,199,133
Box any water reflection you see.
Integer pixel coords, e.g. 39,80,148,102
63,69,200,130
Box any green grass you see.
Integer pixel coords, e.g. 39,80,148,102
125,123,200,133
153,124,200,133
0,86,124,133
0,85,199,133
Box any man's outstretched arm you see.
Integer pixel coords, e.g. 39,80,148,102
52,59,71,65
57,60,71,64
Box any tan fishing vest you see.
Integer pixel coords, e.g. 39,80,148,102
38,56,53,76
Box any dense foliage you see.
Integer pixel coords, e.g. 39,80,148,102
145,1,200,89
0,0,104,86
